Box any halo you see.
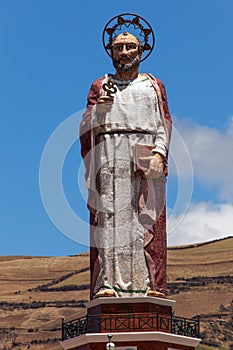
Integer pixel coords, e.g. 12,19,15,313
102,13,155,62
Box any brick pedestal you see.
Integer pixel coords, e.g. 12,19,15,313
61,297,201,350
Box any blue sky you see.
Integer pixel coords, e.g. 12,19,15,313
1,0,233,256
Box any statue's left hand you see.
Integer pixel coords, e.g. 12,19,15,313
139,153,164,179
96,95,114,113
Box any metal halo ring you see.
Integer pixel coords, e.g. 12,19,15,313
102,13,155,62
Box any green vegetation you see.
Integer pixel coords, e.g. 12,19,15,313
197,345,215,350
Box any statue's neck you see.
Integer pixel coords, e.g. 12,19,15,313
112,67,140,81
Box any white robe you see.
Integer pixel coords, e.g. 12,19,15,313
91,75,167,296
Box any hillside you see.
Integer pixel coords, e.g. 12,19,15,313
168,236,233,349
0,237,232,349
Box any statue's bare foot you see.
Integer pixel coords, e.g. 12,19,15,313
146,290,167,298
94,288,117,298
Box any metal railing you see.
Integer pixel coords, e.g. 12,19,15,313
62,313,200,341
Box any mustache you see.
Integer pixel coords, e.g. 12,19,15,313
118,55,131,62
112,55,141,72
111,55,132,66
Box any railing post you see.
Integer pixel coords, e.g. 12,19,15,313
184,318,187,336
86,315,89,334
110,314,112,332
156,310,159,331
197,316,200,338
61,318,64,341
76,320,78,337
170,312,173,333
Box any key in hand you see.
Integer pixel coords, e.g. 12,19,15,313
103,79,117,97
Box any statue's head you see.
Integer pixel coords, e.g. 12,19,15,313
103,14,155,64
111,32,144,73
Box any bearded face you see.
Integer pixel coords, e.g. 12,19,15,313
111,32,143,73
112,55,141,72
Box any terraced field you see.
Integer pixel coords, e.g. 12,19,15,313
0,237,232,349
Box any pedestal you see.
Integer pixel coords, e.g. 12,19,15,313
61,297,201,350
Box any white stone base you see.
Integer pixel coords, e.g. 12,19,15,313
86,296,176,308
61,331,201,350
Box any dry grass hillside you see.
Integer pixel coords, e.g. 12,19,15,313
0,237,232,350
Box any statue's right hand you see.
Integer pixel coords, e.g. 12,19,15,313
96,95,114,115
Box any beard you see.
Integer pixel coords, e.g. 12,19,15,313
112,55,141,72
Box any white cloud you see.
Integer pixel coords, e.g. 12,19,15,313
169,117,233,201
167,201,233,246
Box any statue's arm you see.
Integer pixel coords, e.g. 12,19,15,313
143,75,172,178
156,79,172,148
156,79,172,176
80,79,102,159
145,74,172,154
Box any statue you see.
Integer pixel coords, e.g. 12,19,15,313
80,14,172,299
